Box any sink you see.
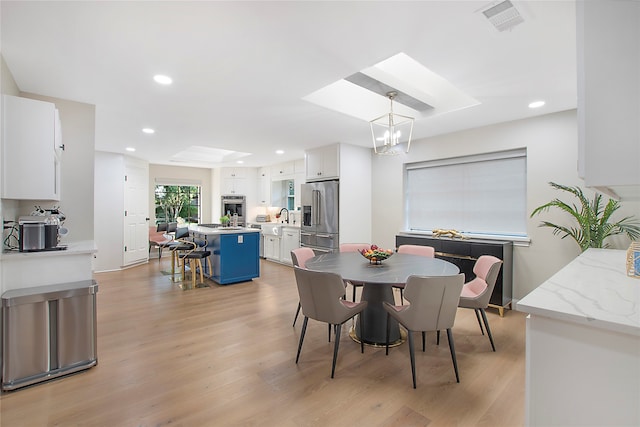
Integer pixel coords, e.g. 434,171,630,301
261,224,282,236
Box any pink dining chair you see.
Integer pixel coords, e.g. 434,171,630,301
394,244,435,303
291,247,316,327
339,243,371,302
458,255,503,351
397,244,435,257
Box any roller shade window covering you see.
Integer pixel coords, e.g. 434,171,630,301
405,149,527,237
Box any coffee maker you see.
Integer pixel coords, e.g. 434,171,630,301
18,216,46,252
18,215,63,252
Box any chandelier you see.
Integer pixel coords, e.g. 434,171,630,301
369,91,414,155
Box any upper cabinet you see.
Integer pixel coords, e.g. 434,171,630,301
257,167,271,205
270,161,295,179
221,167,248,195
305,144,339,181
2,95,62,200
577,1,640,200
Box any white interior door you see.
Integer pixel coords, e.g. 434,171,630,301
123,160,149,266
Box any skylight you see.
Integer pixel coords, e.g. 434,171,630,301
303,53,479,122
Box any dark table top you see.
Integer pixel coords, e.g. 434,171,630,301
305,252,460,285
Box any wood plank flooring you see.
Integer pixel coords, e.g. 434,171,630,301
0,258,526,426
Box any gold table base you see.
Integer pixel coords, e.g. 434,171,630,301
349,326,407,348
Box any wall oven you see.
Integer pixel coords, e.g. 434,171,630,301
221,195,246,226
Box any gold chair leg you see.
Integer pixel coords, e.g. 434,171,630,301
198,259,204,285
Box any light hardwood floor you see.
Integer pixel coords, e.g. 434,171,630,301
0,258,526,426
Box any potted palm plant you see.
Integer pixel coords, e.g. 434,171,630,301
531,182,640,252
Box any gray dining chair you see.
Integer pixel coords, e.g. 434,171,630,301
458,255,503,351
293,266,368,378
291,247,316,327
383,273,465,388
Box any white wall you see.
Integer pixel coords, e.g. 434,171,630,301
339,143,372,245
94,151,125,272
149,164,212,225
371,109,640,300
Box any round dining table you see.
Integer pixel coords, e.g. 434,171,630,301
305,252,460,346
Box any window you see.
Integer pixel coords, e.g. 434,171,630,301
154,184,201,224
405,149,527,239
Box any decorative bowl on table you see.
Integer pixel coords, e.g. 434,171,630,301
360,245,394,265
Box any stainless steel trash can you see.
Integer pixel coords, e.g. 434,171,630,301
2,280,98,390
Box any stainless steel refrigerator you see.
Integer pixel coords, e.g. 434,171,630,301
300,180,339,253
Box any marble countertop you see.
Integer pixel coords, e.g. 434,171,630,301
517,248,640,336
189,225,261,235
1,240,97,259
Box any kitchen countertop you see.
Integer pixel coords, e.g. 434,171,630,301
517,248,640,336
1,240,97,259
189,225,261,235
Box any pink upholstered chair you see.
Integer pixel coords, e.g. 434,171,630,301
339,243,371,302
293,266,368,378
397,244,435,257
291,247,316,327
148,226,173,259
383,274,465,388
394,244,435,302
458,255,503,351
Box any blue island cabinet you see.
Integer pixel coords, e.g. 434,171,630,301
210,232,260,285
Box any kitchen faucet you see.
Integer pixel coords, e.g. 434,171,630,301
279,208,289,224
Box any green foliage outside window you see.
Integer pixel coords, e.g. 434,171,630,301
155,185,200,224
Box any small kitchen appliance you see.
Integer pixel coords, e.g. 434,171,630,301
18,216,46,252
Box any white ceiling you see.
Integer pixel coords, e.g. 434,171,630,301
0,1,577,168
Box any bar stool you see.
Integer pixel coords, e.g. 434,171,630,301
167,227,191,281
179,237,212,289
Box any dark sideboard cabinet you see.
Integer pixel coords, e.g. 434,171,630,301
396,234,513,316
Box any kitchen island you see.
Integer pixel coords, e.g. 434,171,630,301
189,225,260,285
517,249,640,426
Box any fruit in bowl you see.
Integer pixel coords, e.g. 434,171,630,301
360,245,394,264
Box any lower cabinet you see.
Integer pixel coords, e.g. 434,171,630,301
280,227,300,265
263,227,300,265
396,234,513,315
208,232,260,285
264,235,281,261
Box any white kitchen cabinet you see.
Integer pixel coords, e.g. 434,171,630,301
257,167,271,205
270,161,295,179
221,167,248,195
294,171,304,210
2,95,62,200
577,1,640,200
305,144,339,181
264,235,281,261
221,167,247,179
280,227,300,265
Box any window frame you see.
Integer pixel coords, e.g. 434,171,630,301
154,182,202,225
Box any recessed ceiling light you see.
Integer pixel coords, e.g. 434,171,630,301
153,74,172,85
142,128,155,134
236,160,244,164
275,150,284,155
126,147,136,152
528,100,545,109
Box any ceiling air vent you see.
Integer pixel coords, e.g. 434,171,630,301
481,0,524,32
